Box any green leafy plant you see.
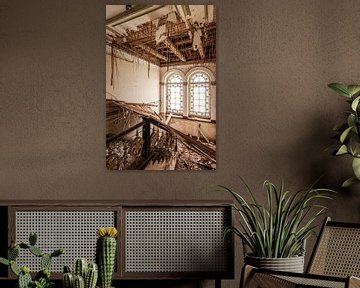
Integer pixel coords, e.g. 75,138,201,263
328,82,360,187
220,179,334,258
0,232,63,288
32,278,54,288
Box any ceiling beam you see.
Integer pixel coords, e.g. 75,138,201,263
106,5,165,25
163,38,186,62
176,5,193,41
159,57,216,67
192,26,205,60
137,43,167,61
106,26,123,38
118,21,191,45
115,21,215,46
176,5,205,59
111,41,160,66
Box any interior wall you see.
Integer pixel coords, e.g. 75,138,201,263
1,1,360,288
168,117,216,142
106,52,160,113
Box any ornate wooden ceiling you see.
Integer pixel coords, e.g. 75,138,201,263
106,5,216,67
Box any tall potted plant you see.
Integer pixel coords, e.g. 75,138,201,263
220,179,334,273
328,83,360,187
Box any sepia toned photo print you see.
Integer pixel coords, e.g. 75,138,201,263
106,5,216,170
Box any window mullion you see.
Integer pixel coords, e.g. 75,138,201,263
183,81,188,117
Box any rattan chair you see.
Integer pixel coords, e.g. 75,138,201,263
241,217,360,288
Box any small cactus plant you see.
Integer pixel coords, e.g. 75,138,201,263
85,262,98,288
74,258,88,280
96,227,118,288
0,232,63,288
19,266,32,288
62,259,98,288
62,266,74,288
73,275,85,288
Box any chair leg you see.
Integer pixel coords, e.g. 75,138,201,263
240,265,255,288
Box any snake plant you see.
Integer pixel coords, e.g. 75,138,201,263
328,83,360,187
220,179,335,258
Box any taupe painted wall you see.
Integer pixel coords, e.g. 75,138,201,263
1,1,360,287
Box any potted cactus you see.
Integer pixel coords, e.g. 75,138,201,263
62,258,98,288
96,227,118,288
0,232,64,288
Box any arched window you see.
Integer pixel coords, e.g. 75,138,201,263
166,74,183,114
189,72,210,118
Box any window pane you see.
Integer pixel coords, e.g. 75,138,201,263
189,72,210,118
166,74,184,114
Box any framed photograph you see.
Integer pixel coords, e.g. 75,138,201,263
106,5,216,170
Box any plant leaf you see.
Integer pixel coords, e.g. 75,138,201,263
347,114,356,130
342,177,360,188
328,83,351,97
340,126,353,143
347,85,360,97
352,96,360,111
336,145,348,155
10,261,20,276
349,135,360,157
0,257,9,266
352,157,360,179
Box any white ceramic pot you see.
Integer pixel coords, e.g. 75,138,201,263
245,254,305,273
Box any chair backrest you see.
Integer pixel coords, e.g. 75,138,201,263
307,217,360,277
